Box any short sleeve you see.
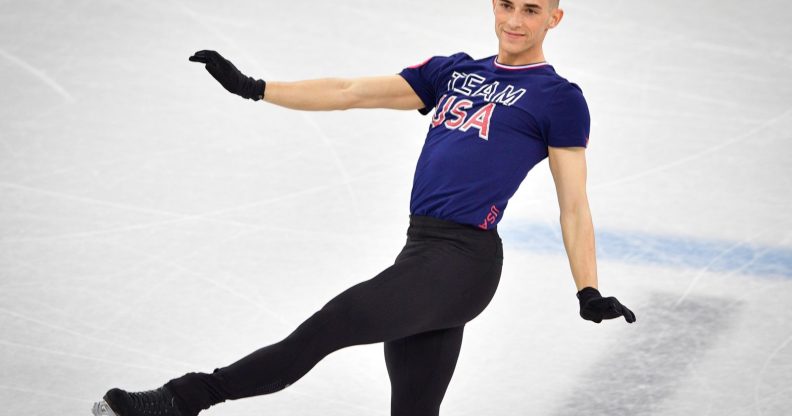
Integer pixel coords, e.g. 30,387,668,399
398,53,468,115
545,82,591,148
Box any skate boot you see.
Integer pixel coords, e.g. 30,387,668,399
92,386,186,416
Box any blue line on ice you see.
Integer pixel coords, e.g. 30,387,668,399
502,222,792,278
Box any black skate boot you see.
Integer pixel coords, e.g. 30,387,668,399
92,386,186,416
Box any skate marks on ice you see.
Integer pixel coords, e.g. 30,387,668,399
550,293,734,416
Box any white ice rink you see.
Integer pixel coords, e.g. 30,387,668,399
1,1,791,415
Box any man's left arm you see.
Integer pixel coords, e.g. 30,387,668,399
548,146,596,291
548,146,636,324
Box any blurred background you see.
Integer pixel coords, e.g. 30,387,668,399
1,0,791,415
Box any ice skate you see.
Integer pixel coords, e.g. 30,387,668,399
91,386,184,416
92,400,116,416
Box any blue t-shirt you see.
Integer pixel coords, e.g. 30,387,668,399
398,52,590,230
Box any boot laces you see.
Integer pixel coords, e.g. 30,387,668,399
128,388,176,415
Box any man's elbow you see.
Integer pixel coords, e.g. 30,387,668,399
338,79,360,110
558,201,591,222
340,78,385,110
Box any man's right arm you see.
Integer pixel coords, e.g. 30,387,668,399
189,50,425,112
263,75,426,112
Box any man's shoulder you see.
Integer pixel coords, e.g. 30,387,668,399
410,52,474,72
553,79,586,100
449,51,474,59
544,68,584,94
439,52,476,66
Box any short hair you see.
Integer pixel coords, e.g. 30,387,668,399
550,0,560,9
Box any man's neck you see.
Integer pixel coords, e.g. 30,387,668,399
496,49,546,66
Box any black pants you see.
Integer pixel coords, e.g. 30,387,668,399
166,215,504,416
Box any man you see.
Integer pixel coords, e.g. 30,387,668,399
92,1,635,415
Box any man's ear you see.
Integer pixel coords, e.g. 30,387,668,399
548,8,564,29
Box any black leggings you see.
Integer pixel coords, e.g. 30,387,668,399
166,215,504,416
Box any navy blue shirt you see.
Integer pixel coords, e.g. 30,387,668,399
398,52,590,230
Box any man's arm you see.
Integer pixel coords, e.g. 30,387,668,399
264,75,426,111
547,145,598,291
189,50,426,112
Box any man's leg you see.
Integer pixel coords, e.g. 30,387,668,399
385,325,465,416
165,242,494,415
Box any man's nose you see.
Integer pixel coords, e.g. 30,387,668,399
506,11,522,29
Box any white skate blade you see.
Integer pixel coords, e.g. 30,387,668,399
92,400,118,416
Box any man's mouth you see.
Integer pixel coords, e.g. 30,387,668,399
504,30,524,39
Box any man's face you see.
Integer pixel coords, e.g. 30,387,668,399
492,0,562,59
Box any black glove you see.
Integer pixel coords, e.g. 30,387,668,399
577,287,636,324
189,50,266,101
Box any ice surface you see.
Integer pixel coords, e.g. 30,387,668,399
1,1,791,415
